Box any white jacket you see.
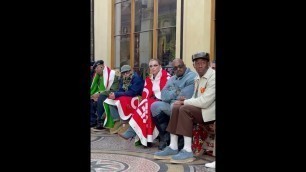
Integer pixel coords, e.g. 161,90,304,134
184,67,215,122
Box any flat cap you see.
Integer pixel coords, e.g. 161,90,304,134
192,52,209,62
121,65,131,73
92,60,104,70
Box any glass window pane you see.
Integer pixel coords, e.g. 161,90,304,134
157,27,176,67
114,1,131,71
158,0,176,67
158,0,176,28
135,0,154,32
114,35,130,69
115,1,131,35
134,31,153,76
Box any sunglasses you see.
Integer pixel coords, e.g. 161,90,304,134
149,64,159,68
173,64,184,71
121,70,130,75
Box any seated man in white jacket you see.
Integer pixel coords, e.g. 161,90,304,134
153,51,215,164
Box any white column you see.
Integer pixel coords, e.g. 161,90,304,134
115,3,122,69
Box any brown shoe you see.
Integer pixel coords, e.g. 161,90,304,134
109,121,122,134
118,124,137,141
118,123,130,134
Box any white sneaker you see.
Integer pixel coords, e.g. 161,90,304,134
205,161,215,168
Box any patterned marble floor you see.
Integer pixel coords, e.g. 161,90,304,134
91,128,215,172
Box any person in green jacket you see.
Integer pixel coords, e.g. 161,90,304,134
90,60,119,130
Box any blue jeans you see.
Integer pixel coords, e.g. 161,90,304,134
109,105,120,121
150,101,173,117
90,94,108,126
97,94,108,123
90,99,98,126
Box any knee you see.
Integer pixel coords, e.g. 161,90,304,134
98,94,107,102
179,105,188,110
150,102,161,117
179,105,190,114
172,104,181,111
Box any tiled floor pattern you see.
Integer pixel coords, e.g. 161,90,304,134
91,129,215,172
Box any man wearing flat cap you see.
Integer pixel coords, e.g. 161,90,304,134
90,60,120,131
103,64,144,134
154,51,215,164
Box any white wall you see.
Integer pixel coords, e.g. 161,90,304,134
94,0,112,67
183,0,211,70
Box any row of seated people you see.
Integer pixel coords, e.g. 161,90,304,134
90,51,215,167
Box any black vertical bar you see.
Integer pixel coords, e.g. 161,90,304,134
91,0,95,61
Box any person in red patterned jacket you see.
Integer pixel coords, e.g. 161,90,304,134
118,59,171,148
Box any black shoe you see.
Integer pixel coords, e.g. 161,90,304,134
143,142,153,148
91,124,105,131
90,123,97,128
152,112,170,150
158,132,170,150
158,141,167,150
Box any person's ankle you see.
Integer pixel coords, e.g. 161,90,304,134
169,145,178,150
182,148,192,152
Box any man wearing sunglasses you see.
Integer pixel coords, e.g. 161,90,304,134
153,51,215,164
150,58,197,150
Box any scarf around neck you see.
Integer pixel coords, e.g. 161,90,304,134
122,73,134,91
